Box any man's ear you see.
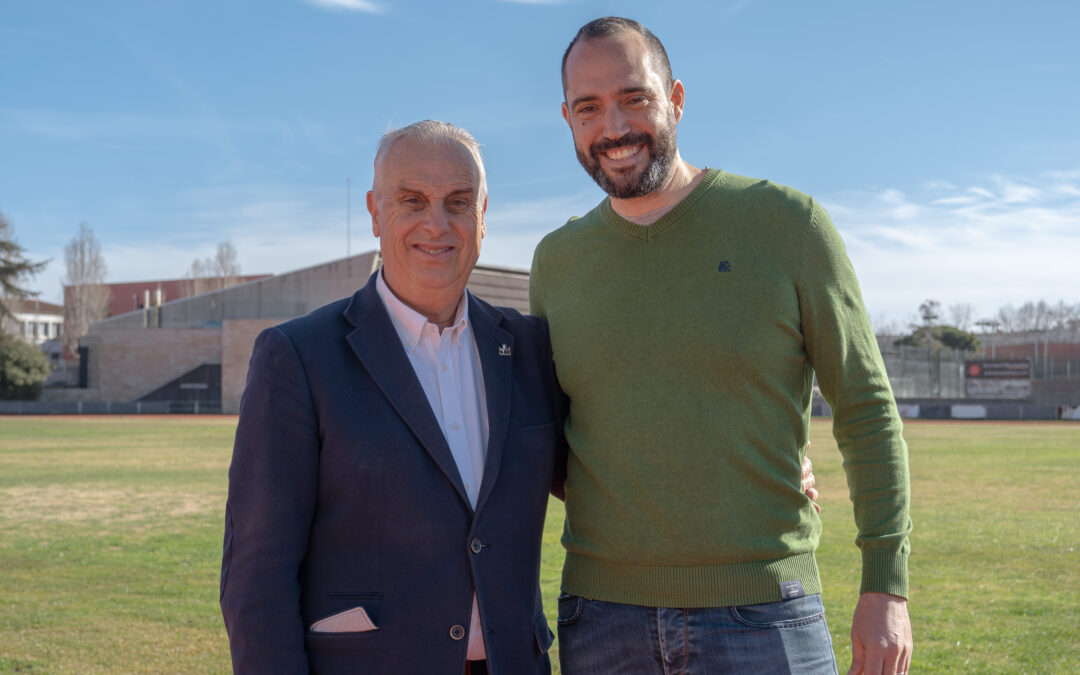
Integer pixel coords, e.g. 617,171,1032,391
366,191,380,237
480,195,488,238
670,79,685,123
561,101,572,128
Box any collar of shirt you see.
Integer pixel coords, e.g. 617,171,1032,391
376,269,471,350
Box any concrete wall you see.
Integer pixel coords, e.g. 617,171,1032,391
80,328,221,401
222,318,283,414
61,251,532,410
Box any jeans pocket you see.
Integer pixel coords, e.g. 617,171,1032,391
556,592,584,626
729,594,826,629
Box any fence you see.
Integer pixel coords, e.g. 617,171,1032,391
880,345,970,399
0,400,222,415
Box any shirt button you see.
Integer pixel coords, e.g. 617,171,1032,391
451,422,459,431
441,362,448,371
470,538,483,554
450,624,466,640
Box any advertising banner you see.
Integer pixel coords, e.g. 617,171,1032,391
964,360,1031,399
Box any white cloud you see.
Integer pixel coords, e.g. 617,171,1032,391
479,191,600,270
302,0,385,13
26,171,1076,330
990,175,1042,204
822,170,1080,323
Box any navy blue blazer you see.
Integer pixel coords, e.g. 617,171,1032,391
221,272,566,674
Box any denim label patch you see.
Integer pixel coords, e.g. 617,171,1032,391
779,580,805,600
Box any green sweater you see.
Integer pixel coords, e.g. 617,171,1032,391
530,169,910,608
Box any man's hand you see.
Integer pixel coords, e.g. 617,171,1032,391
847,592,912,675
800,449,820,513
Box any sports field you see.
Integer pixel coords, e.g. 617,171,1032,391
0,416,1077,673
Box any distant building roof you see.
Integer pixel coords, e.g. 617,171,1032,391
66,275,273,318
3,297,65,316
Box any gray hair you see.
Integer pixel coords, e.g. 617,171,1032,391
374,120,487,199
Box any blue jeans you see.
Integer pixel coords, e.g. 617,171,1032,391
557,593,839,675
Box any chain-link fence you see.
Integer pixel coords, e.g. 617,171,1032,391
880,345,971,399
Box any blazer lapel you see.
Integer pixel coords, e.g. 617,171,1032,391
469,294,513,513
343,274,471,504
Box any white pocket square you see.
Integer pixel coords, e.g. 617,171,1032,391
310,606,378,633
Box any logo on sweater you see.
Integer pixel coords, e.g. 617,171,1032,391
498,344,511,357
717,260,732,273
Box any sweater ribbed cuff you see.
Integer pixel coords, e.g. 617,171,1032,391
860,547,909,599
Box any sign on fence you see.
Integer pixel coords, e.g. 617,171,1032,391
964,360,1032,399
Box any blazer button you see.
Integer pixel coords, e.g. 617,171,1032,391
470,538,483,554
450,624,466,640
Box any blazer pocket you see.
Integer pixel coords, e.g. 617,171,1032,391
323,591,384,628
304,629,382,652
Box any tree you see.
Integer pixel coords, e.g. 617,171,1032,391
62,223,110,356
0,333,51,400
0,211,48,320
894,325,979,352
935,325,980,352
182,241,241,296
894,298,979,352
948,303,974,331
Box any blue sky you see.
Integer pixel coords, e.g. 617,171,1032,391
3,0,1077,328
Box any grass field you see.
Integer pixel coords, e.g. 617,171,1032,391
1,417,1077,673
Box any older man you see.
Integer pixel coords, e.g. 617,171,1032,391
530,17,913,675
221,120,564,674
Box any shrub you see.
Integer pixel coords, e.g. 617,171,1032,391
0,334,51,400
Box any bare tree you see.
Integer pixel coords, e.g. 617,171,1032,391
995,299,1080,334
62,223,110,355
181,240,241,296
214,241,240,289
182,258,210,296
948,303,974,331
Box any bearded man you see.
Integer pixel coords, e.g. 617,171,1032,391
530,17,912,675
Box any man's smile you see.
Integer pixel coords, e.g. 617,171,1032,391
601,144,643,162
415,244,454,256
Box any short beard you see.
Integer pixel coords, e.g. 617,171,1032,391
576,122,677,199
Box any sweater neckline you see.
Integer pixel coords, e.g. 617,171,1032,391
601,168,723,240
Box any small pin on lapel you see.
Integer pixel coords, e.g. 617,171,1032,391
498,344,511,356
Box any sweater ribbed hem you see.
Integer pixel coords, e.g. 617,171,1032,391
561,551,822,608
860,547,910,599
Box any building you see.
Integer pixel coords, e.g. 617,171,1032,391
81,274,273,318
1,297,64,345
46,252,529,414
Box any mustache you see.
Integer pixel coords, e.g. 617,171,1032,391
589,132,652,157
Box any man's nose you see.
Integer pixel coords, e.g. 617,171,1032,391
601,105,631,139
421,207,453,234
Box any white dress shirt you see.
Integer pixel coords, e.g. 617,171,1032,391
376,270,490,660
